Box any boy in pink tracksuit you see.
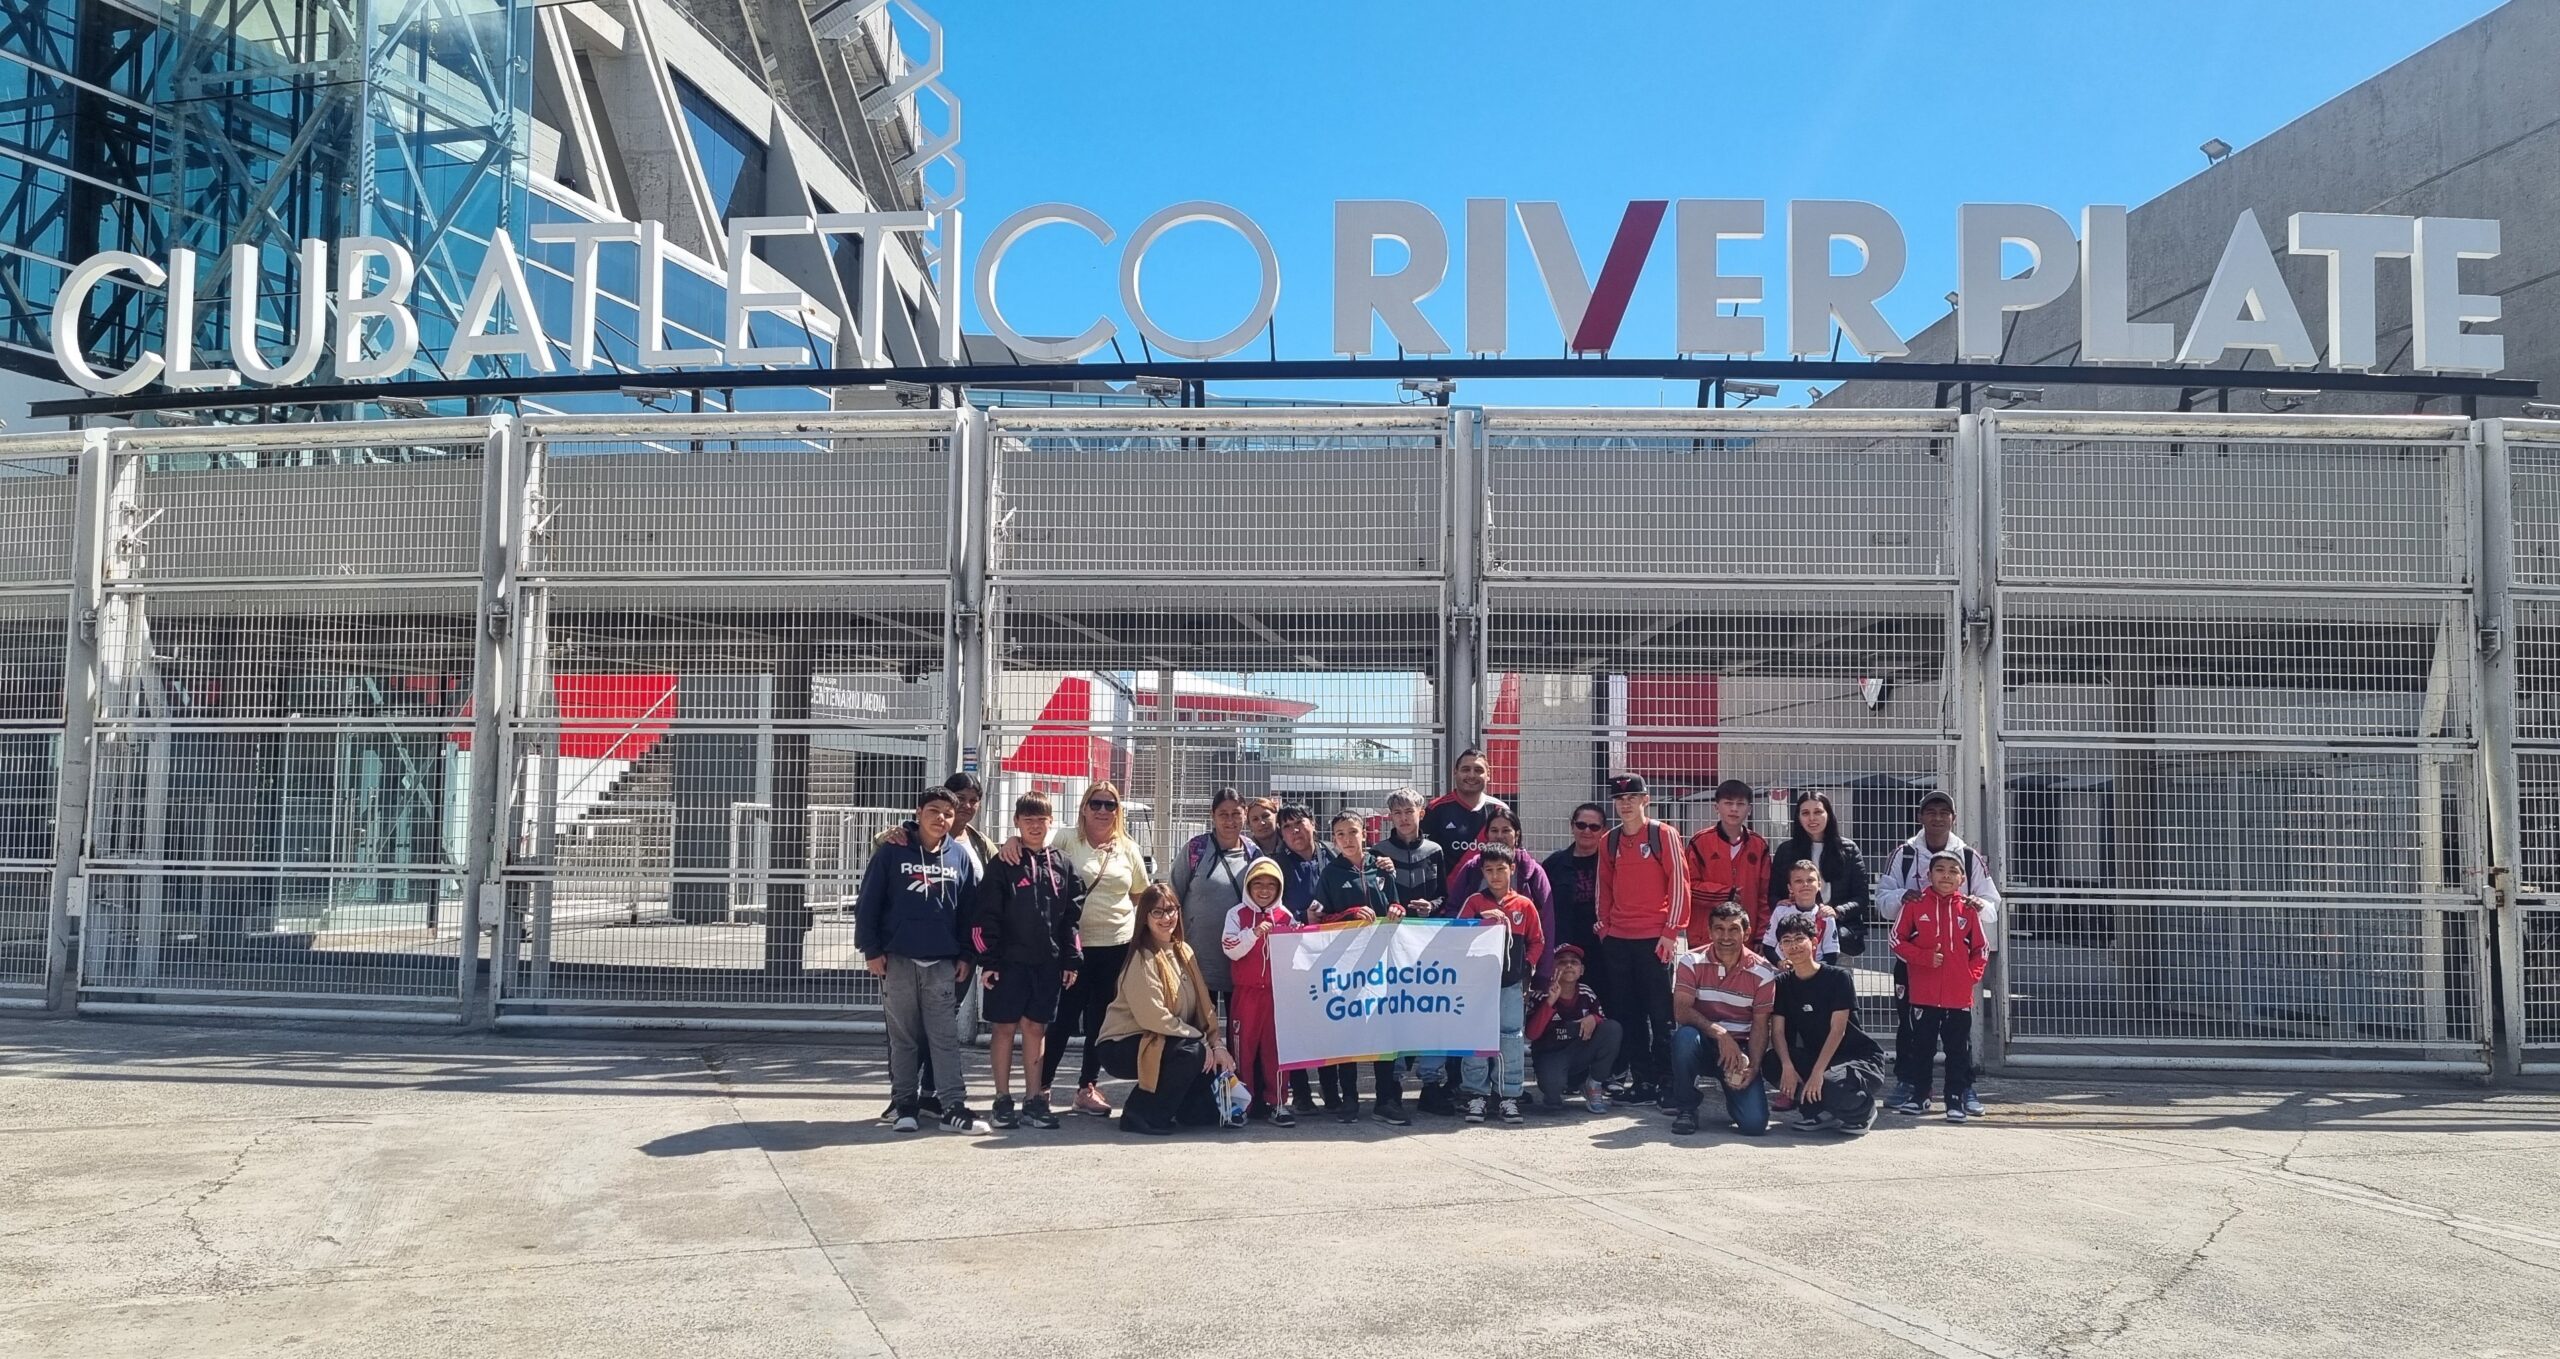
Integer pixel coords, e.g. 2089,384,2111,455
1891,850,1990,1123
1220,858,1297,1127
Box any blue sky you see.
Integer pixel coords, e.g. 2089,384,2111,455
927,0,2501,406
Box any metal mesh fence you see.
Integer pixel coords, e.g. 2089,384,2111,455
1997,417,2488,1064
491,415,960,1016
987,409,1447,579
77,433,489,1014
0,409,2528,1066
1998,430,2469,590
0,437,74,998
1483,411,1957,581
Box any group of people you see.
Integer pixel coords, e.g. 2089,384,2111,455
851,751,2000,1139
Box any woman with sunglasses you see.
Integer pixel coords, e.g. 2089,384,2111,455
1036,780,1153,1116
1541,802,1610,963
1095,883,1235,1135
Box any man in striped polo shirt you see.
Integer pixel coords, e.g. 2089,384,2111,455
1666,901,1777,1136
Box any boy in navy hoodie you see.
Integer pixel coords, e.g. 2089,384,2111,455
972,791,1084,1130
857,786,984,1133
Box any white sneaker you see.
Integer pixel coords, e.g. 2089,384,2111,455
940,1106,979,1133
1462,1094,1489,1123
1497,1097,1524,1125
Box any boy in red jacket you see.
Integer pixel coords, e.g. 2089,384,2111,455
1891,850,1989,1123
1456,845,1546,1124
1219,858,1297,1127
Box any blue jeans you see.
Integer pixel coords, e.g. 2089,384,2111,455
1667,1026,1770,1135
1460,982,1526,1097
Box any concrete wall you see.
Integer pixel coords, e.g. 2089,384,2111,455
1824,0,2560,417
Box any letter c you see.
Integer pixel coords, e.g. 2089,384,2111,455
974,203,1116,362
52,251,168,395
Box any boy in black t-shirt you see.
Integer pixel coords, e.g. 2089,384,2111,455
1768,916,1886,1135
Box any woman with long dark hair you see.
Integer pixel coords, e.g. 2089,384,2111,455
1765,790,1870,932
1095,883,1234,1135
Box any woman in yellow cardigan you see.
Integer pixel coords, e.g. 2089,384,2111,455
1096,883,1236,1135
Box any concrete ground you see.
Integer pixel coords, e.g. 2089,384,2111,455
1,1021,2553,1359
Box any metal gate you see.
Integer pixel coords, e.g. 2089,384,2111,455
76,422,494,1022
0,406,2540,1069
2500,418,2560,1071
0,434,77,1007
1992,413,2491,1071
1481,409,1969,1031
490,412,961,1029
981,409,1452,873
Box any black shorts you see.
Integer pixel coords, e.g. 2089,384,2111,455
984,964,1064,1026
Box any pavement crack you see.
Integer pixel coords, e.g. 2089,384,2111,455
172,1122,285,1286
2042,1192,2242,1355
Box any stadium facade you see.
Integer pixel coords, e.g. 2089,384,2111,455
0,2,2553,1078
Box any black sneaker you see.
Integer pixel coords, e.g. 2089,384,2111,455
917,1093,946,1118
1671,1108,1699,1135
1022,1095,1060,1130
1372,1101,1412,1128
1497,1097,1524,1125
1334,1101,1361,1124
1418,1084,1457,1117
1269,1106,1296,1128
1462,1094,1489,1124
878,1100,900,1124
989,1096,1019,1130
1625,1083,1660,1107
939,1105,979,1133
892,1104,920,1134
1291,1093,1320,1115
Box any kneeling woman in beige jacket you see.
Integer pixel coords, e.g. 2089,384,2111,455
1095,883,1236,1135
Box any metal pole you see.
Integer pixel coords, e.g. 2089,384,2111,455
2479,419,2527,1079
1442,407,1484,759
947,405,989,776
41,430,114,1013
457,414,513,1023
1956,413,2005,1068
1154,668,1177,877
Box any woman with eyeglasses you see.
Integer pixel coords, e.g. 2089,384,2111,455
1095,883,1235,1135
1541,802,1610,963
1035,780,1153,1116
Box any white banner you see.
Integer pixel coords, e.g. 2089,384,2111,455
1270,920,1505,1070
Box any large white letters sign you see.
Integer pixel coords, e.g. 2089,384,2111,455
1271,920,1504,1070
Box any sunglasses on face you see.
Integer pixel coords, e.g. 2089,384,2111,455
1572,821,1605,832
1085,800,1118,812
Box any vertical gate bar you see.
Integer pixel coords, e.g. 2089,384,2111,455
949,405,988,776
458,414,513,1023
496,422,550,1008
2479,419,2526,1079
1443,407,1483,757
1957,412,2005,1067
1154,668,1177,878
42,430,113,1014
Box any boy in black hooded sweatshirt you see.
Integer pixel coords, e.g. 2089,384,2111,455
972,792,1085,1129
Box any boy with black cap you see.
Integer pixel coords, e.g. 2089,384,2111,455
1594,772,1686,1106
1872,789,2002,1115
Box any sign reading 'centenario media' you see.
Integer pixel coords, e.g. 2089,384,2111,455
48,198,2510,395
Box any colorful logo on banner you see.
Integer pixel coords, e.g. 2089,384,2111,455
1269,919,1504,1071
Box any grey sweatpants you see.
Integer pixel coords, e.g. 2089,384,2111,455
885,956,966,1110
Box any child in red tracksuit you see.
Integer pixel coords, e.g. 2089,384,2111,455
1891,850,1989,1123
1220,858,1297,1127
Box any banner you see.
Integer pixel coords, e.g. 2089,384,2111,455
1270,919,1504,1071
